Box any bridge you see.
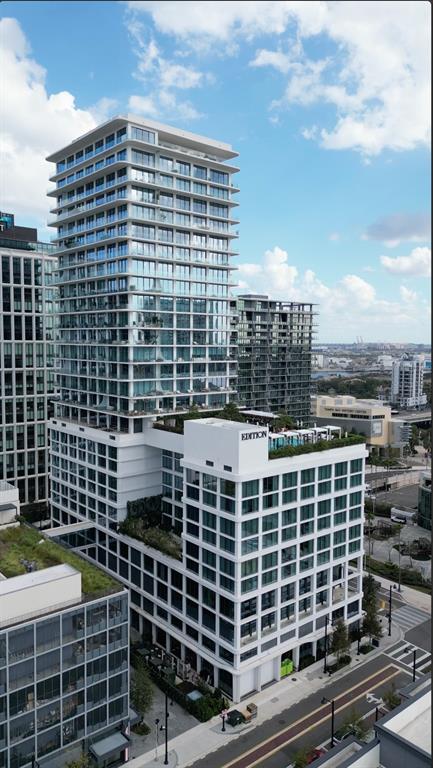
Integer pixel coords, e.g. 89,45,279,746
396,409,431,426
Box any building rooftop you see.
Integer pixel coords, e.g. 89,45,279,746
377,687,431,757
0,524,120,599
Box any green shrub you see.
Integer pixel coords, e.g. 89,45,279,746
359,644,374,655
269,435,366,460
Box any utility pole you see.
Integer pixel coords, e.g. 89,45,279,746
321,697,335,748
397,525,402,592
163,691,169,765
388,585,392,636
413,649,417,681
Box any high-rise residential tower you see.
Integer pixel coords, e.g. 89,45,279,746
0,213,57,508
47,117,364,703
391,354,427,409
231,295,315,423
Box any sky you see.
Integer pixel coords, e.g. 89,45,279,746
0,0,431,343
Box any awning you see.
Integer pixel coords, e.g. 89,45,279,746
89,732,130,760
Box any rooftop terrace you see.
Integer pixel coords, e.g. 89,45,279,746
0,524,120,600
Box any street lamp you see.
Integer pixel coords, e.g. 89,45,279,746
388,585,392,637
154,718,160,761
397,525,402,593
160,691,170,765
220,708,228,732
321,696,335,748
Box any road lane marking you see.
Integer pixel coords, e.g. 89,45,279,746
245,668,401,768
220,664,400,768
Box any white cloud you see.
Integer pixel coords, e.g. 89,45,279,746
126,1,295,46
125,17,206,121
400,285,417,303
0,17,115,228
363,212,430,248
380,247,431,277
129,1,431,157
236,245,430,341
128,94,159,118
328,232,340,242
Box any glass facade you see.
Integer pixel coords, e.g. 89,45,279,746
0,593,128,768
231,296,315,423
0,241,57,506
48,119,239,433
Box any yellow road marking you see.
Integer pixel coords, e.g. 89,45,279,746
221,664,399,768
246,668,400,768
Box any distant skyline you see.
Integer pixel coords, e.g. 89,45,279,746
1,1,430,342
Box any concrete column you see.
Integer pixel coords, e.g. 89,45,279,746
232,674,241,704
254,664,262,693
293,646,300,669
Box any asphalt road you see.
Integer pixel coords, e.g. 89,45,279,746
374,485,420,509
405,619,431,653
189,656,409,768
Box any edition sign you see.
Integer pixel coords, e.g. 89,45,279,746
241,431,267,441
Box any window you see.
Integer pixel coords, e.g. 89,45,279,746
318,465,332,480
301,468,315,484
282,472,297,488
242,480,259,497
241,558,257,577
262,513,278,531
335,461,348,477
263,475,279,493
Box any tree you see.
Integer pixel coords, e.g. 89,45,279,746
362,574,379,611
362,575,382,643
330,619,350,661
291,748,309,768
217,402,245,422
362,604,383,644
131,662,154,722
274,411,297,430
383,682,400,710
341,708,369,740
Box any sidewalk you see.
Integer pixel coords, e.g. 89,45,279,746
126,621,402,768
371,573,431,613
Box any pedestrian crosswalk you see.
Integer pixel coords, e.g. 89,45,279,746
386,640,431,675
391,605,430,632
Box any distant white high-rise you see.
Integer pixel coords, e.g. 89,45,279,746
391,355,427,409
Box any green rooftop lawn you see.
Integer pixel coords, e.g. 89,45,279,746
0,525,119,598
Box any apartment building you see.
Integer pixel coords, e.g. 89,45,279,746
231,295,315,423
47,117,364,703
0,503,130,768
0,214,57,508
391,355,427,409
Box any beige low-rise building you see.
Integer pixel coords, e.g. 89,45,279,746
312,395,411,452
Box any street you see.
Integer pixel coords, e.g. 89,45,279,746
188,655,409,768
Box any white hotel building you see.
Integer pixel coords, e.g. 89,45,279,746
47,116,365,703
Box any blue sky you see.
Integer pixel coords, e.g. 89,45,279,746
1,1,430,342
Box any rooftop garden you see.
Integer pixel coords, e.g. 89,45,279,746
118,495,182,561
269,434,367,459
0,524,120,598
